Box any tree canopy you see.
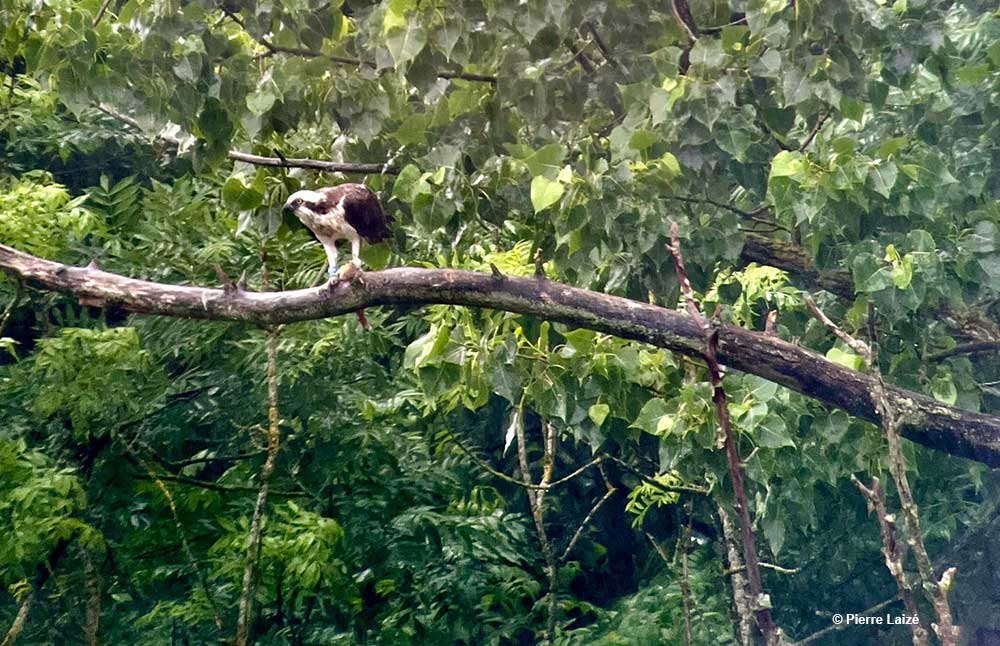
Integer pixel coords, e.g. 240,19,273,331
1,0,1000,644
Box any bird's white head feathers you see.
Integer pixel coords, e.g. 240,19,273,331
283,190,328,218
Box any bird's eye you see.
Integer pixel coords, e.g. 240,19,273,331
293,199,302,207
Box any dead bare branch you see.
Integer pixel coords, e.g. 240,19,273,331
668,222,781,646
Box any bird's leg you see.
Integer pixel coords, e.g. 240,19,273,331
324,242,340,284
336,236,364,282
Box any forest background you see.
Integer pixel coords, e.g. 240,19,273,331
2,0,1000,644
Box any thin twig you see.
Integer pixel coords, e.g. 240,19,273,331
798,112,830,152
665,195,791,233
159,451,267,468
927,341,1000,361
671,0,700,40
602,454,710,495
718,503,754,646
93,0,115,26
98,102,394,175
851,475,927,645
447,432,601,490
0,279,21,342
515,413,558,645
1,538,74,646
227,150,395,175
668,222,781,646
1,588,36,646
725,562,800,576
235,264,284,646
131,472,304,497
866,304,960,644
646,532,672,565
560,485,617,561
789,597,900,646
803,295,871,362
680,505,694,646
95,103,143,132
225,9,497,84
83,547,101,646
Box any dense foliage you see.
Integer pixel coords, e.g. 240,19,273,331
2,0,1000,644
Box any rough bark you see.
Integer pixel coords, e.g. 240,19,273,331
718,504,754,646
2,243,1000,465
1,539,71,646
83,548,101,646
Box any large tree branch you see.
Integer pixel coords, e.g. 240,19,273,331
2,243,999,465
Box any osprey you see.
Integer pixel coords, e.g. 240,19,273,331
283,183,393,329
283,183,393,282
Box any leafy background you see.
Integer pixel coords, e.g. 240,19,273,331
1,0,1000,644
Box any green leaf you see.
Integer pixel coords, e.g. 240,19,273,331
869,162,897,198
688,39,725,70
530,175,564,213
963,221,997,254
652,152,681,178
988,40,1000,67
522,144,566,178
721,25,749,52
762,515,785,555
753,414,795,449
629,129,657,151
877,137,908,158
931,373,957,405
172,54,201,83
196,99,234,147
383,0,415,33
221,176,263,210
852,253,893,293
403,325,450,368
588,404,610,427
392,164,431,203
839,96,864,122
763,106,796,134
246,90,276,116
630,398,671,435
868,80,889,110
385,22,427,66
956,64,991,85
394,113,431,146
826,347,865,371
649,89,670,126
978,254,1000,281
769,151,805,179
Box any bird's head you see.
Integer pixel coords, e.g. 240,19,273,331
283,190,326,219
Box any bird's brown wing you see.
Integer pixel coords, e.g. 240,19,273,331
319,184,393,243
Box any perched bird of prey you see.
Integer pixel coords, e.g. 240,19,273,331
283,183,393,282
283,183,393,328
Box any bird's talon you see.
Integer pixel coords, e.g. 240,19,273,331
337,262,363,282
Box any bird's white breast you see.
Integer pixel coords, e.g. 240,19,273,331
301,199,359,242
